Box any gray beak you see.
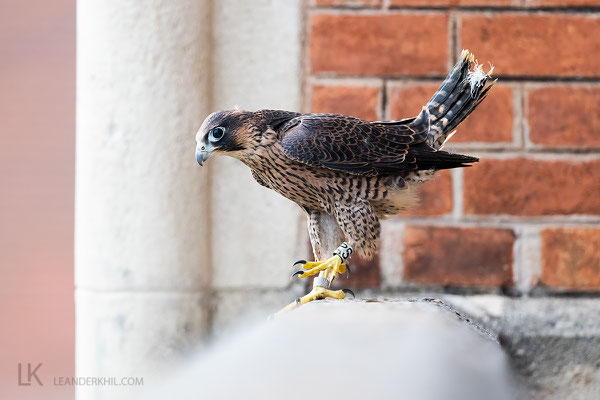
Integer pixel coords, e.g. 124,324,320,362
196,148,211,166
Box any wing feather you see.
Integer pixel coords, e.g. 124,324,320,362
279,114,427,176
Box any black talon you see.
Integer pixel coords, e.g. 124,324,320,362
291,270,304,279
345,264,351,276
293,259,307,267
342,289,355,299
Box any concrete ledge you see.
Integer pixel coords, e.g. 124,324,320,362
444,295,600,400
140,300,514,400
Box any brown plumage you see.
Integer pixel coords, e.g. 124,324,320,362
195,50,494,263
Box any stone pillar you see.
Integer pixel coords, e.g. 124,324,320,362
75,0,212,398
209,0,306,332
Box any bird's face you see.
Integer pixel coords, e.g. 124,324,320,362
195,110,258,165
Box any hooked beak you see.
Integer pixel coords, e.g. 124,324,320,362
196,146,211,166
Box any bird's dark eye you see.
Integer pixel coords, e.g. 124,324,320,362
209,127,226,142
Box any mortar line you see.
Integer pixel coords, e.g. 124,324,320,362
451,168,463,221
310,6,600,14
380,78,387,121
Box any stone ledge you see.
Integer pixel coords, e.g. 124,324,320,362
139,299,514,400
443,295,600,400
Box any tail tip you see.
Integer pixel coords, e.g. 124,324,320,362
466,59,495,98
460,49,495,77
460,49,475,63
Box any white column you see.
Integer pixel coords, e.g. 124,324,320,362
209,0,306,330
75,0,212,398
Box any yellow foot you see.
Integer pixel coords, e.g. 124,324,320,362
276,286,355,314
291,255,347,280
277,242,355,315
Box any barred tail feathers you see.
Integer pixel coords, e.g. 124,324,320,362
418,49,496,150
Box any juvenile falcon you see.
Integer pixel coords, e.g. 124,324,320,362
195,50,495,310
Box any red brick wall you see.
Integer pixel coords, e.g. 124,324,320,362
305,0,600,294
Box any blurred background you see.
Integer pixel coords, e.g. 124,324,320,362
1,0,598,399
0,0,75,399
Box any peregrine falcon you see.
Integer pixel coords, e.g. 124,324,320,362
195,50,494,310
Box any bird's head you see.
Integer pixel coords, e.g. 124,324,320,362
195,109,260,166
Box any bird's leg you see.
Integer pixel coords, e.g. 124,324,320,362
279,243,354,313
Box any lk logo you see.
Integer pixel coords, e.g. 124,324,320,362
18,363,43,386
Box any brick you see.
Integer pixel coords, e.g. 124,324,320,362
312,84,379,120
391,0,511,5
400,170,453,216
541,228,600,290
528,87,600,148
310,14,448,76
461,14,600,77
403,226,514,286
526,0,600,6
395,0,600,4
463,159,600,216
389,84,513,143
389,84,436,120
458,0,511,3
315,0,382,6
458,85,513,143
